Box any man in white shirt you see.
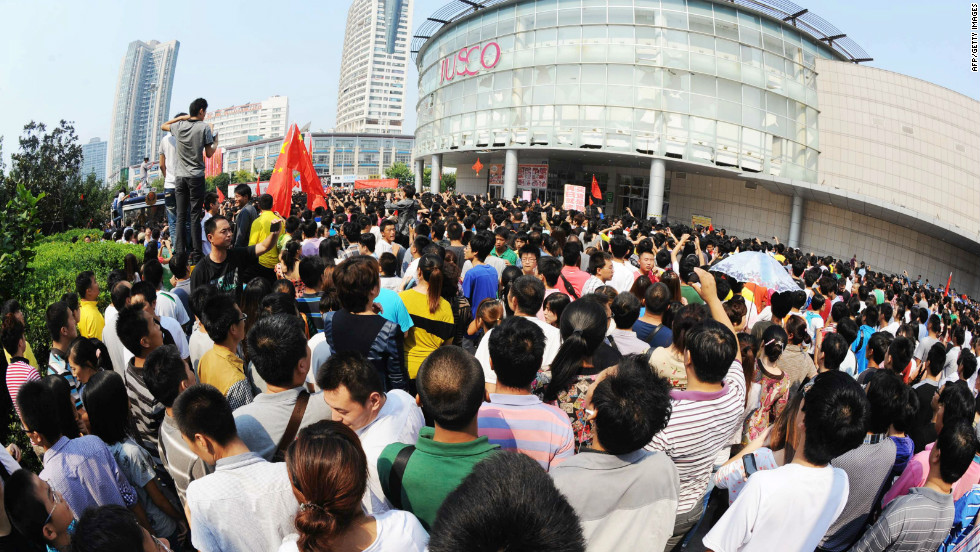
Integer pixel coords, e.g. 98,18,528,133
176,384,298,552
608,235,639,293
317,350,423,514
103,279,132,375
703,371,868,552
476,275,560,392
141,259,190,328
159,120,183,248
941,327,967,386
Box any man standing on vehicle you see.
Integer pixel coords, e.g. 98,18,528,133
162,98,217,264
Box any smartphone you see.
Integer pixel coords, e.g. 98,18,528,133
270,221,282,232
743,454,758,476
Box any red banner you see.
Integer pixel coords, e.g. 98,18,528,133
205,148,224,178
354,178,399,190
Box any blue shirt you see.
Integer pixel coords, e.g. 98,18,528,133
633,320,673,349
463,264,499,319
375,288,414,333
41,436,138,518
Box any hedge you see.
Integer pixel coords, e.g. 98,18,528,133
21,237,143,363
36,228,104,245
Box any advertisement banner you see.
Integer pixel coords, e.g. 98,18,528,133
563,184,587,212
488,164,504,186
517,164,548,189
522,190,532,202
692,215,712,228
354,178,399,190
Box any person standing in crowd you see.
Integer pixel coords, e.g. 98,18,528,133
378,346,498,530
322,255,407,392
46,301,81,409
633,282,675,349
248,193,283,283
649,268,745,550
462,231,499,320
478,316,574,471
607,292,651,355
703,370,867,552
17,380,145,524
400,254,455,383
909,343,948,451
581,251,615,296
384,185,421,237
143,345,210,509
235,315,331,461
103,277,132,373
850,421,978,552
161,99,217,261
139,156,151,190
555,242,590,299
82,371,186,545
427,452,586,552
176,384,298,552
168,253,193,317
552,355,679,551
115,303,168,465
490,227,518,266
608,235,639,293
75,271,104,339
1,300,39,368
140,260,190,330
294,256,327,334
130,282,191,363
3,469,77,551
2,314,41,416
190,215,281,294
317,351,423,514
159,113,186,250
280,421,429,552
197,293,253,409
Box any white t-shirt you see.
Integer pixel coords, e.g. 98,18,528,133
475,315,561,385
189,324,214,375
702,463,849,552
102,305,127,374
840,349,858,378
278,509,428,552
202,212,213,256
306,332,331,390
156,289,190,326
610,259,638,293
356,390,425,515
161,135,177,188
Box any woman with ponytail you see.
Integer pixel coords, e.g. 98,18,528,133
537,300,621,448
279,420,428,552
744,325,792,441
777,314,817,386
400,254,455,383
275,240,305,297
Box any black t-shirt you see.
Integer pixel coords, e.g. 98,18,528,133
909,381,939,453
331,310,388,354
190,246,256,294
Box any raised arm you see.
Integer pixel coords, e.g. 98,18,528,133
692,267,741,364
161,114,190,132
671,233,690,268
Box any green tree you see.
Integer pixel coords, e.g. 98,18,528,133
384,162,414,187
7,120,84,233
72,172,113,229
231,169,254,184
0,184,44,301
440,172,456,193
150,177,165,193
260,169,273,181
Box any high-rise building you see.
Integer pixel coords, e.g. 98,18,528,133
107,39,179,184
80,137,108,183
204,96,289,147
335,0,412,134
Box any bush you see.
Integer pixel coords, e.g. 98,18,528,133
21,237,143,363
37,228,103,245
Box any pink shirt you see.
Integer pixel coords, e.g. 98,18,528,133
556,266,590,298
882,441,980,506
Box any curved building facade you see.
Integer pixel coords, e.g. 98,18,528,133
412,0,980,295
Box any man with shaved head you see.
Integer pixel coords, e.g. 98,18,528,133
377,346,499,530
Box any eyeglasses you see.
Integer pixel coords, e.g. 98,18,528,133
43,482,61,527
152,535,172,552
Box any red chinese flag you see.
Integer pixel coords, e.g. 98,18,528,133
216,186,226,203
590,175,602,200
255,172,261,197
945,272,952,297
310,193,327,211
266,124,325,217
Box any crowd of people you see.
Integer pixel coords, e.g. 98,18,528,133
2,101,980,552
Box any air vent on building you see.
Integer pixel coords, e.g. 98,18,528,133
902,125,914,135
675,172,687,179
956,144,966,153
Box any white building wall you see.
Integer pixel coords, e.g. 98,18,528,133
205,96,289,146
666,173,792,241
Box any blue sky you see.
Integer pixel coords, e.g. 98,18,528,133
0,0,976,166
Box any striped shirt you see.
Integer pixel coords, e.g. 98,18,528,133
295,291,323,335
478,393,575,471
646,360,746,514
5,358,40,416
125,359,165,466
48,349,82,410
158,413,212,506
850,487,954,552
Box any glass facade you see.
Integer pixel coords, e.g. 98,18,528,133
222,134,415,179
415,0,836,182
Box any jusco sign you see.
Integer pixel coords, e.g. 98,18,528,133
440,42,501,83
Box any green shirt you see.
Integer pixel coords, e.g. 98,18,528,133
378,426,499,530
490,247,518,266
681,284,705,305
